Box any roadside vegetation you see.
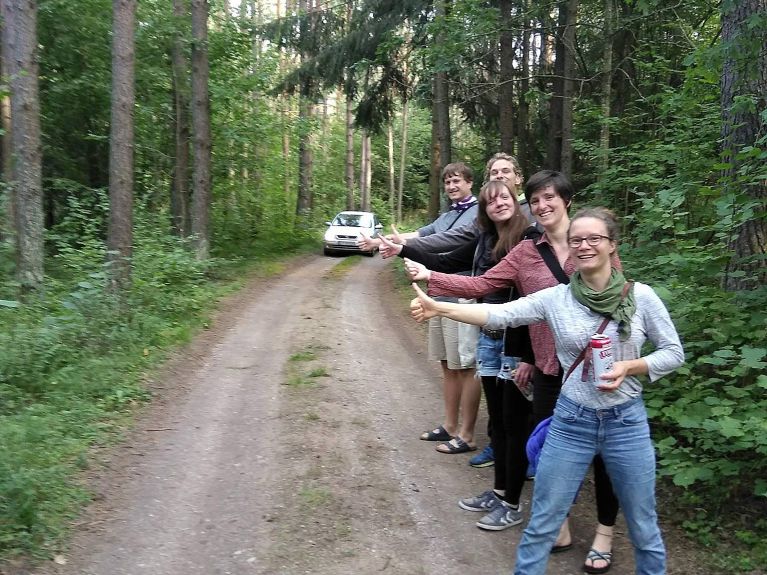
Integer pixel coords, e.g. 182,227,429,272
0,220,316,559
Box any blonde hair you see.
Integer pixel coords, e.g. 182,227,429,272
482,153,523,184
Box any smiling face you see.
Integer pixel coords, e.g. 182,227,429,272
443,172,473,203
488,159,523,187
568,217,616,273
528,185,568,230
484,184,517,224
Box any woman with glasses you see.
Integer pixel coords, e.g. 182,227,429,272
409,207,684,575
404,171,622,573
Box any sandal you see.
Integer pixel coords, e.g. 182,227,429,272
420,426,453,442
436,437,477,454
583,548,613,574
550,542,573,554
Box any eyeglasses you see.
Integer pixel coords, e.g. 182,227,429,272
567,234,612,248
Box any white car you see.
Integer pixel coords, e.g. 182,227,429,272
323,211,382,256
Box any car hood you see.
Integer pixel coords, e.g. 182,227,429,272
327,225,367,236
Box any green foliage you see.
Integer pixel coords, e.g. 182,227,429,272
0,202,293,558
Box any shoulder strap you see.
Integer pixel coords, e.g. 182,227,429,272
535,241,570,285
446,208,468,231
563,281,634,384
522,225,542,241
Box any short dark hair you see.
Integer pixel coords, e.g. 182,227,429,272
523,170,574,206
442,162,474,183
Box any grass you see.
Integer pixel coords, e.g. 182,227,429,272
285,342,332,388
0,231,314,562
324,255,364,279
298,487,332,509
289,351,317,362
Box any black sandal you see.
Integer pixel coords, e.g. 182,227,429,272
420,426,452,441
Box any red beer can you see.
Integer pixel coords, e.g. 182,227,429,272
591,334,614,385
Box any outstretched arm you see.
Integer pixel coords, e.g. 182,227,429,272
410,283,490,326
399,237,476,274
407,220,480,253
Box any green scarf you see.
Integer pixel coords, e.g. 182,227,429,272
570,269,636,341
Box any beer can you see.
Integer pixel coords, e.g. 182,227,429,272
591,334,614,385
511,369,534,401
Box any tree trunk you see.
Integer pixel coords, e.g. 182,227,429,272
171,0,191,237
345,91,355,210
396,97,409,223
278,0,291,200
359,131,368,211
295,0,313,218
546,2,566,171
387,121,395,217
0,40,15,244
517,0,531,175
363,131,371,212
498,0,514,153
611,1,637,127
107,0,137,291
559,0,578,177
191,0,212,259
296,96,313,216
720,0,767,290
2,0,44,293
598,0,614,177
430,0,451,219
428,93,441,221
434,71,451,169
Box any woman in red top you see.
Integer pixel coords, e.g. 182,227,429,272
405,171,620,574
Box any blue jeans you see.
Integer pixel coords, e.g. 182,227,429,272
513,395,665,575
475,332,517,379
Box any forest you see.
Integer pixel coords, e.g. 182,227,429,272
0,0,765,569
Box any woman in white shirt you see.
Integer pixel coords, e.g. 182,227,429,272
409,207,684,575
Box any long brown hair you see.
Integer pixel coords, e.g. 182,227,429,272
478,180,529,260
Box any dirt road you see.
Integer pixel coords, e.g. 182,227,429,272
32,255,706,575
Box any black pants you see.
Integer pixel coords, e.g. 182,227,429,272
532,369,619,526
482,376,532,506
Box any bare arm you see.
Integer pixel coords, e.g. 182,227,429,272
410,283,491,326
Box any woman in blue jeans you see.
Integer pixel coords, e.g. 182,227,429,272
385,177,534,528
409,207,684,575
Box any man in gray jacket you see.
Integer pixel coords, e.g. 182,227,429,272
362,162,481,453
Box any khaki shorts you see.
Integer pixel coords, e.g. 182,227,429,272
427,300,478,369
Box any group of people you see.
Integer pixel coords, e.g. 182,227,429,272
357,155,684,575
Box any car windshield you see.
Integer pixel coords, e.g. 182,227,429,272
333,214,368,227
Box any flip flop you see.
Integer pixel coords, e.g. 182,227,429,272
551,542,573,554
436,437,477,454
420,426,453,442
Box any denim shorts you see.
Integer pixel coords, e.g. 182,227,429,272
476,331,518,379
